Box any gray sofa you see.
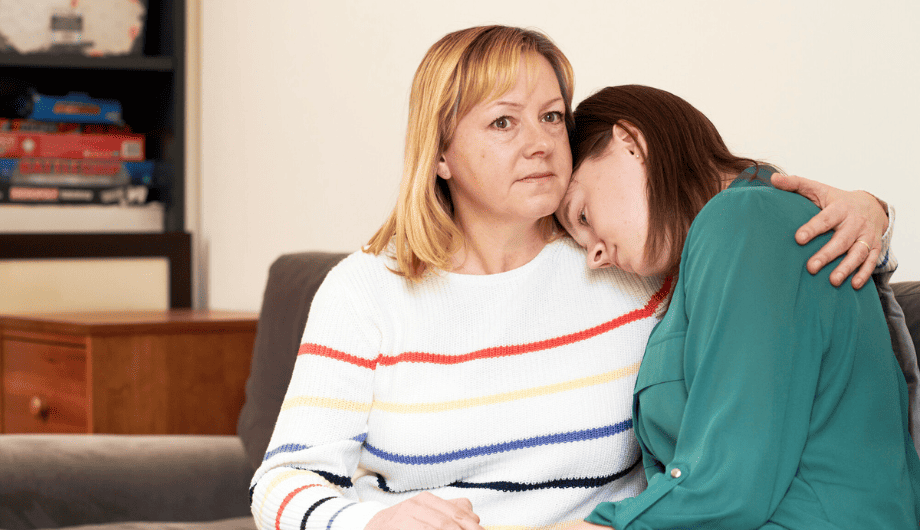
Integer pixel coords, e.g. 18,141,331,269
0,251,917,529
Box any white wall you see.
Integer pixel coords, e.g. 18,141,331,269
199,0,920,312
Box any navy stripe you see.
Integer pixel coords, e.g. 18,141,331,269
375,473,391,492
449,457,641,492
365,420,633,465
312,469,353,489
372,457,641,493
301,497,336,530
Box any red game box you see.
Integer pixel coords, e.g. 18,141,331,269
0,130,145,161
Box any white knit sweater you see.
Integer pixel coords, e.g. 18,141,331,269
250,238,668,530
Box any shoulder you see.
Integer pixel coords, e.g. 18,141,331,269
691,174,819,251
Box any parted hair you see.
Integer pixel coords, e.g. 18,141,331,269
571,85,761,279
365,25,575,281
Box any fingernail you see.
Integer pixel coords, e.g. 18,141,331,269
810,259,821,270
833,272,843,284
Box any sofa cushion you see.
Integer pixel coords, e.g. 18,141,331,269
236,251,348,470
0,435,252,530
894,281,920,357
63,516,256,530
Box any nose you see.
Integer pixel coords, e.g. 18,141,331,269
523,119,553,158
587,240,611,269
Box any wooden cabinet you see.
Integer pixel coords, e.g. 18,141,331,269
0,310,257,434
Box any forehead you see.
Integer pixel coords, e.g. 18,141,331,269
557,180,582,231
466,52,555,110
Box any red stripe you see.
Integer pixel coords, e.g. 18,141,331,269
298,343,378,369
299,276,673,368
275,484,317,530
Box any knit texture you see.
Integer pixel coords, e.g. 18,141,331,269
250,238,667,530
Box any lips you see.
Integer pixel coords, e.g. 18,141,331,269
519,172,553,182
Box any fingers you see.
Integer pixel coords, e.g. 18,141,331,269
797,204,846,247
771,173,823,206
365,492,483,530
803,203,857,273
850,246,880,290
447,498,475,514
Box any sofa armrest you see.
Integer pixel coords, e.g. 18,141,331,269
0,435,252,530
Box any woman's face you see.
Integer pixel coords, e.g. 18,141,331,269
437,54,571,231
557,125,666,277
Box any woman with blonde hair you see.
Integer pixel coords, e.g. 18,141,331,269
249,26,891,530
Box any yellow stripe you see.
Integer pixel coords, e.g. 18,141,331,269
374,361,641,413
281,395,372,413
487,520,584,530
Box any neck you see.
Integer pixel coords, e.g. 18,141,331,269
450,215,551,275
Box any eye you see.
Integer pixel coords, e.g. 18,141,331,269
543,111,563,123
577,208,589,227
491,116,512,129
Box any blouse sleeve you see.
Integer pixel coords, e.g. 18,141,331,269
250,262,387,530
588,188,857,529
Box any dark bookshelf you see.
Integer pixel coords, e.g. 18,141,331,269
0,0,186,232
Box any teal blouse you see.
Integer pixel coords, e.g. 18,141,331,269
587,170,920,529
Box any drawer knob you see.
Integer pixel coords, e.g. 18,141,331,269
29,396,49,418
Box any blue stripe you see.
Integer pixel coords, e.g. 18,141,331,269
879,249,890,269
264,443,311,461
327,502,356,530
365,420,633,465
264,433,367,461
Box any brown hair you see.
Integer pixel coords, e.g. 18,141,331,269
571,84,761,278
365,25,575,281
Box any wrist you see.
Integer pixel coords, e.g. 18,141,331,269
860,190,889,219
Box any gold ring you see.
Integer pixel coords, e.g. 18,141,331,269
856,239,871,252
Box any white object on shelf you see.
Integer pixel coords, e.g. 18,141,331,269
0,0,145,55
0,203,164,233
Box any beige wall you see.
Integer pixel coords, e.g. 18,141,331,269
197,0,920,311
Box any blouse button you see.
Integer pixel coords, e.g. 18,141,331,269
670,468,682,479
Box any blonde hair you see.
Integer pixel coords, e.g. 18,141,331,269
365,25,575,281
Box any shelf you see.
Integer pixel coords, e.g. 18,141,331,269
0,53,175,72
0,203,164,233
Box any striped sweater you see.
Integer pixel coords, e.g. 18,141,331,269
250,238,668,530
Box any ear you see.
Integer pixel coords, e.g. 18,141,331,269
613,122,647,158
437,155,452,180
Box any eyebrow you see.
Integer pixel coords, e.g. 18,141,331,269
490,96,564,111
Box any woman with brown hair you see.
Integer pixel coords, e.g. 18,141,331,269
250,25,892,530
558,84,920,529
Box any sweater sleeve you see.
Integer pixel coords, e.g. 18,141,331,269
587,188,854,529
250,261,387,530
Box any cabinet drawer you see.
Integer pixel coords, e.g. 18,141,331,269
3,339,87,433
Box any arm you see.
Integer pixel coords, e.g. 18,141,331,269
249,271,384,530
588,189,848,529
772,173,890,289
249,266,481,530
